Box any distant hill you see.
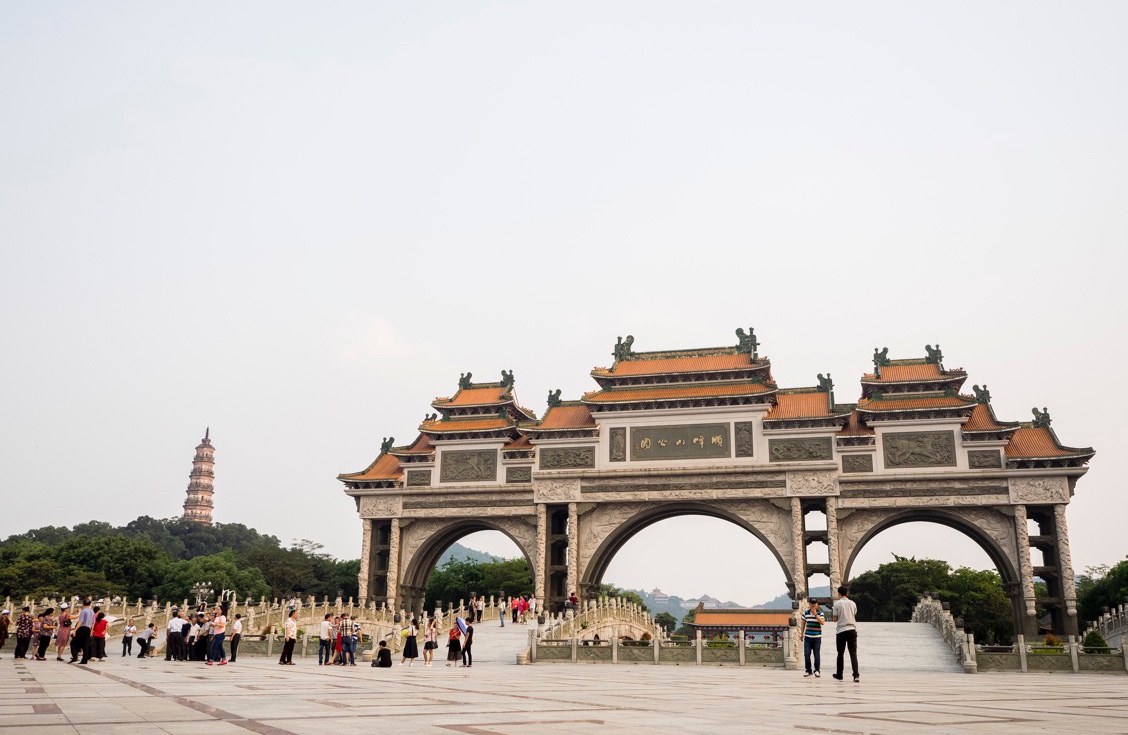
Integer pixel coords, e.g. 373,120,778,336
630,588,746,622
755,586,831,609
436,542,502,567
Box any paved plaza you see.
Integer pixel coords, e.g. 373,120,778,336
3,637,1126,735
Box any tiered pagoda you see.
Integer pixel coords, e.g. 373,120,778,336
182,428,215,524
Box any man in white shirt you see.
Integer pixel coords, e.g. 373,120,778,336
831,585,860,682
279,610,298,665
318,614,333,665
165,613,184,662
229,615,243,663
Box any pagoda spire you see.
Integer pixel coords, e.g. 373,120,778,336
182,428,215,525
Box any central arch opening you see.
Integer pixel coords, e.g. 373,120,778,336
408,526,533,614
588,510,792,638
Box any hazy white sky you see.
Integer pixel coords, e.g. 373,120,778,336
3,2,1126,607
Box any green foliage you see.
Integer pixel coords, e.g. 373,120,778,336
653,612,678,633
425,554,532,610
850,555,1014,645
1076,558,1128,624
1082,630,1111,653
598,584,648,611
153,551,270,602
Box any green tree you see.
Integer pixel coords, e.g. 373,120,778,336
153,551,270,602
1077,558,1128,624
53,535,171,601
654,612,678,633
598,583,648,611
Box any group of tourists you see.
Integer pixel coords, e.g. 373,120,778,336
163,604,241,665
381,615,474,670
0,600,149,664
316,612,361,666
800,585,860,683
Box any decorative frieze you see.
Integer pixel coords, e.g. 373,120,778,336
882,431,956,469
540,447,596,470
534,478,582,503
786,471,838,496
581,474,785,495
506,466,532,484
1008,476,1069,504
841,455,873,474
609,428,626,462
768,437,833,462
841,484,1006,499
630,424,731,461
440,450,497,483
358,495,402,519
968,450,1002,469
735,422,755,458
406,470,431,486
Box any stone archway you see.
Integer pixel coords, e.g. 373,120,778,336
397,517,537,616
838,506,1025,635
578,500,797,600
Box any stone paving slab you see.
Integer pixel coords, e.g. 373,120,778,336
3,653,1128,734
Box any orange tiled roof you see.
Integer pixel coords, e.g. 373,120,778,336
837,410,874,436
535,404,596,429
394,434,434,454
584,382,773,403
421,418,511,432
857,396,973,412
502,436,533,450
593,353,755,377
693,611,792,626
436,386,510,406
863,364,946,382
1005,427,1089,458
340,452,402,481
963,404,1016,432
766,392,831,419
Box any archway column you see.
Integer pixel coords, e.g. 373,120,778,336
535,504,547,601
1012,505,1038,636
567,502,579,602
386,518,401,613
358,518,374,602
826,500,841,594
790,498,806,600
1053,504,1079,631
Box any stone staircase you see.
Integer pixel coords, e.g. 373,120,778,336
855,622,963,674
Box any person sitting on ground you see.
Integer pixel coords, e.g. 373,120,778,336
372,640,393,668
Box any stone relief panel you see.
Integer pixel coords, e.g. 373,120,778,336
735,422,755,458
842,455,873,474
769,437,833,462
406,470,431,486
1008,477,1069,504
358,495,403,519
505,466,532,484
838,495,1010,509
786,471,838,496
609,428,626,462
539,447,596,470
967,450,1002,469
534,478,581,503
630,424,731,461
882,431,956,469
440,450,497,483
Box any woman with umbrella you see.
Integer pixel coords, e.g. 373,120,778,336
400,618,419,666
445,624,462,668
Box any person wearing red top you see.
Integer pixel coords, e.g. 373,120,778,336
518,596,529,624
90,611,108,662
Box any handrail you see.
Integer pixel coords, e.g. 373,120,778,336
911,595,977,673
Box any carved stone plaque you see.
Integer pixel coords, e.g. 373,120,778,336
534,478,581,502
630,424,730,461
768,437,833,462
439,449,497,483
506,466,532,483
735,422,755,458
968,450,1002,469
842,455,873,473
539,447,596,470
1008,476,1069,504
787,471,838,496
609,427,626,462
882,431,956,469
406,470,431,486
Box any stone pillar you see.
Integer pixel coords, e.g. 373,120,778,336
826,499,841,593
1013,504,1038,637
386,519,400,612
566,502,579,602
790,498,806,600
1053,504,1079,635
358,518,373,603
535,504,547,601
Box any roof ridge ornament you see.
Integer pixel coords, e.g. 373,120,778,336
925,344,944,366
547,389,562,408
817,373,833,393
972,384,991,404
1032,407,1052,428
500,369,515,389
735,327,759,358
872,347,890,377
459,372,473,389
380,436,395,454
613,335,635,361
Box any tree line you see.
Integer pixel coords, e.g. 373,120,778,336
0,516,359,603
